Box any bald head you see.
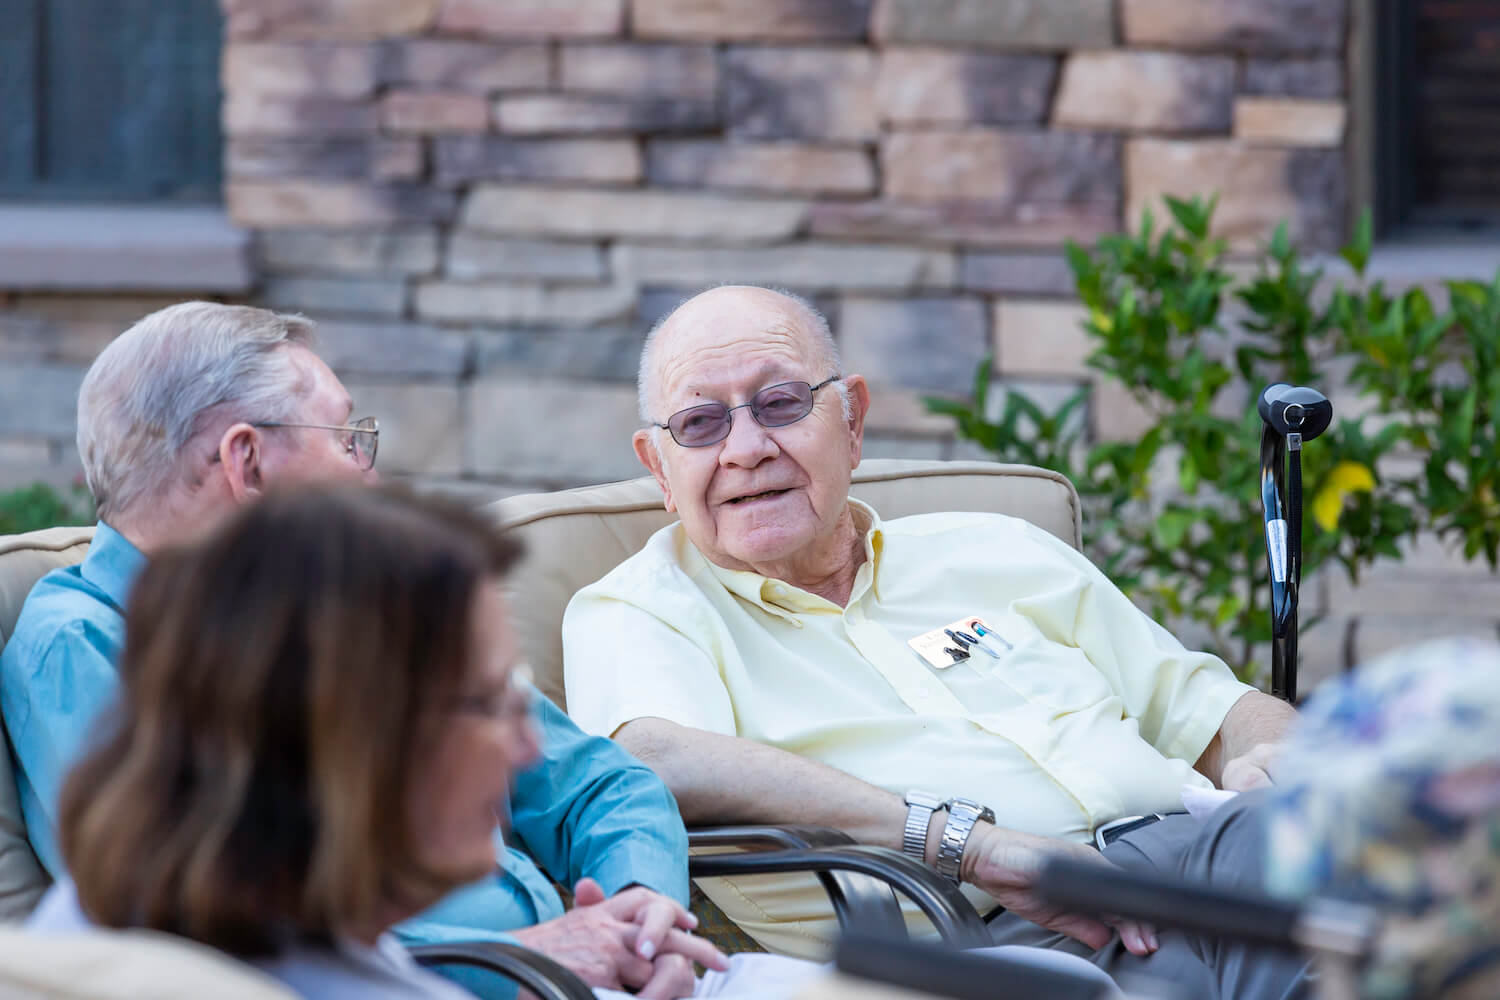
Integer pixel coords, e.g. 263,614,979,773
637,286,842,424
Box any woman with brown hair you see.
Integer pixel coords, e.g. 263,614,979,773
28,485,540,997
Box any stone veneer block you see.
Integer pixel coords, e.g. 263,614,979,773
462,185,808,243
436,0,624,37
433,137,641,185
414,281,637,326
466,377,644,482
222,42,380,99
876,49,1055,126
1242,57,1344,99
494,94,717,134
262,275,409,316
872,0,1114,49
611,243,955,290
222,94,377,136
1234,98,1347,147
725,48,878,141
1091,378,1156,443
446,234,607,281
474,327,647,381
1052,52,1235,133
222,0,438,40
1126,139,1343,250
258,228,441,275
559,44,718,100
383,41,550,91
840,297,988,392
960,252,1076,296
342,380,463,477
646,141,874,195
315,320,470,377
810,200,1119,248
228,181,456,227
882,130,1120,205
0,364,85,438
993,301,1090,374
380,90,491,133
227,137,424,181
1122,0,1347,54
632,0,871,41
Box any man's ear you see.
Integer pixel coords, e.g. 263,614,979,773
632,429,676,513
843,375,871,468
218,423,265,504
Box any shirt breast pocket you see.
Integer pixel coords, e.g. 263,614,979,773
971,612,1115,710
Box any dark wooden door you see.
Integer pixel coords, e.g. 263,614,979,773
0,0,222,201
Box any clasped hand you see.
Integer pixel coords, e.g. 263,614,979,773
965,824,1160,958
513,878,728,999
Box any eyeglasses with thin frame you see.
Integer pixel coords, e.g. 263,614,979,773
446,663,534,722
653,376,843,448
253,416,379,470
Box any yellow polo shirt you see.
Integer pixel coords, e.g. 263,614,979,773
562,501,1253,957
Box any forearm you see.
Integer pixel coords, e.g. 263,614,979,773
1194,690,1298,786
617,717,912,848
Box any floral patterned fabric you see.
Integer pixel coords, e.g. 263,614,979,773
1264,636,1500,999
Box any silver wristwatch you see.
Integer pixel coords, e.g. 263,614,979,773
902,789,945,863
935,796,995,882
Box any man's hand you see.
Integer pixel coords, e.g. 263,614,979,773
1219,742,1281,791
512,878,726,995
962,824,1160,957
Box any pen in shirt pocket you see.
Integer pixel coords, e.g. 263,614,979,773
946,626,999,659
969,621,1013,655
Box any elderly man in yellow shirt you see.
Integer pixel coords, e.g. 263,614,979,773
562,285,1309,999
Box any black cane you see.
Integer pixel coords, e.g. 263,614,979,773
1257,385,1332,703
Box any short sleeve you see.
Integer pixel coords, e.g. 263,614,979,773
1014,523,1253,766
563,588,738,741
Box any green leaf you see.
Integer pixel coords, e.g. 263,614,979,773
1339,208,1373,277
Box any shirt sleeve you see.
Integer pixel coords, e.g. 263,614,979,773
1011,522,1254,767
0,622,121,877
387,917,523,1000
506,688,690,907
562,584,739,742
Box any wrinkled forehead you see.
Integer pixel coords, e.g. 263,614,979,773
653,294,821,407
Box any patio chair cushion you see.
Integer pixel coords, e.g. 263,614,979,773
489,458,1082,711
0,927,296,999
0,526,93,922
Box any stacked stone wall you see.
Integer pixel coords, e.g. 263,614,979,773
10,1,1491,682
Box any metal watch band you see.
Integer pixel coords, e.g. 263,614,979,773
936,797,996,882
902,790,945,863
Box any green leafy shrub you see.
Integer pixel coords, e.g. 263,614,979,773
0,482,95,535
927,196,1498,683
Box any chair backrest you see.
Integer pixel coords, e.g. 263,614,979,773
0,927,297,999
0,526,95,921
490,459,1082,710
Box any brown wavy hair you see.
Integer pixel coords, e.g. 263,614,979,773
58,485,522,955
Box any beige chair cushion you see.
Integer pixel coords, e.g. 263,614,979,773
490,458,1081,711
0,928,296,999
0,527,95,922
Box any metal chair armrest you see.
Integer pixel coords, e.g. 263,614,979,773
690,843,991,948
690,823,905,937
688,823,858,851
410,941,595,1000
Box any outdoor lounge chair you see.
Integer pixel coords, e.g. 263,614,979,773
489,457,1082,952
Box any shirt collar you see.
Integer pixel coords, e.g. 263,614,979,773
79,521,147,615
702,498,885,617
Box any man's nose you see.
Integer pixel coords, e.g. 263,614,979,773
718,407,778,466
362,466,380,486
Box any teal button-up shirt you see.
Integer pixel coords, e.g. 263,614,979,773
0,520,688,997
